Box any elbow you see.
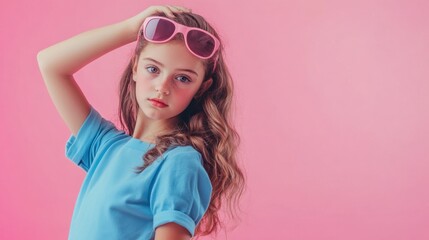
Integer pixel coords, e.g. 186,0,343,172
36,49,62,77
37,49,48,72
36,49,73,77
36,49,64,82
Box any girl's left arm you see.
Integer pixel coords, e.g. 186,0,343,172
155,222,191,240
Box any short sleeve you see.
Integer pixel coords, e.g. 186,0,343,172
65,105,121,172
150,148,213,237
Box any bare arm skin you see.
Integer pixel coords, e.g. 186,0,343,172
37,20,137,136
155,223,192,240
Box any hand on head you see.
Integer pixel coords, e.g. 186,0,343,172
126,5,192,37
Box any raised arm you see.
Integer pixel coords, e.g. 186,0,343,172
37,19,137,136
37,5,188,136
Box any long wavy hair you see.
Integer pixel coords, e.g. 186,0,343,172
117,12,245,237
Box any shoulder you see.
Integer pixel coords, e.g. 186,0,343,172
65,105,127,171
151,145,213,207
82,105,125,140
164,145,202,163
155,146,205,173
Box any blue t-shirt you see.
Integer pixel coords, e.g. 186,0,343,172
65,106,212,240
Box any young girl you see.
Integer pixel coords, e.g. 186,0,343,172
37,5,244,240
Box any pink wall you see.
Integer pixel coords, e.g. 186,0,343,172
1,0,428,239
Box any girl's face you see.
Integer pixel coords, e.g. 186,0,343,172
132,40,206,125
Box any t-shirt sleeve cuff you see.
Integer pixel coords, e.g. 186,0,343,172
65,106,101,170
153,210,196,236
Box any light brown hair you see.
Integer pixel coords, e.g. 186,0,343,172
118,11,245,237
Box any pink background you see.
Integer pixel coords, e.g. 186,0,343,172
1,0,428,239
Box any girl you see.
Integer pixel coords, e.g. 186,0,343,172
37,5,245,240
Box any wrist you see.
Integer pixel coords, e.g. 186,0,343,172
117,18,141,43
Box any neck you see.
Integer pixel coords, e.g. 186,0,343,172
132,109,178,143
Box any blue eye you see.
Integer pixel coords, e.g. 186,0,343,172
176,75,191,83
146,66,158,73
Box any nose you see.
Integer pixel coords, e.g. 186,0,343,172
154,74,171,96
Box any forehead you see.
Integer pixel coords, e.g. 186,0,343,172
138,40,205,73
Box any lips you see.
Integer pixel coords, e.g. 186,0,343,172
148,98,168,108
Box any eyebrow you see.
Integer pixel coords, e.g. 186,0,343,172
142,57,199,76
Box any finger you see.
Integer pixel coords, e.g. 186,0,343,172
159,6,175,18
171,6,191,12
166,5,184,15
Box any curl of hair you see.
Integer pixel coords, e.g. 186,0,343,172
118,12,245,237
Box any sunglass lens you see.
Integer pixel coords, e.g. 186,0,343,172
187,30,215,58
145,18,175,41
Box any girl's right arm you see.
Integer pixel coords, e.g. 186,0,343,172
37,20,136,136
37,5,188,136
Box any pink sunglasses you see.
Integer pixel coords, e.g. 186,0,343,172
138,16,220,70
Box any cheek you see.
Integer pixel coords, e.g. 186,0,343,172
135,73,153,91
134,84,152,103
174,89,198,108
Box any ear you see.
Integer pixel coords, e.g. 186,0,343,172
194,78,213,99
132,57,138,82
